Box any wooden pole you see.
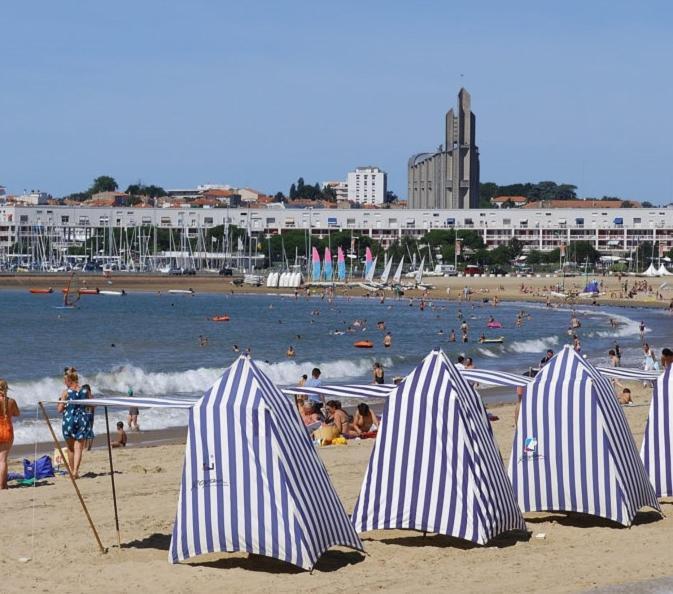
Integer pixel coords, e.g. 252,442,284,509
38,402,106,554
104,407,121,547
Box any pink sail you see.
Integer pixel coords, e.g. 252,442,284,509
323,247,333,280
311,247,321,280
337,247,346,280
364,247,373,277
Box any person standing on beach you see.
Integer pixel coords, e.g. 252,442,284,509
0,379,20,489
639,321,646,341
57,368,88,478
127,387,140,432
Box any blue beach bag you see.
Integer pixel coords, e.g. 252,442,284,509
23,455,55,479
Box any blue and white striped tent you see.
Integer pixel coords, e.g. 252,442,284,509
509,345,661,525
169,355,364,570
351,349,526,544
641,365,673,498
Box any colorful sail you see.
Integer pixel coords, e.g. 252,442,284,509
337,247,346,281
311,247,321,281
364,247,373,278
64,272,80,308
323,247,333,280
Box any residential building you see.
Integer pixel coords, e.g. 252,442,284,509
322,180,349,202
491,196,528,208
15,191,49,205
407,88,480,209
347,166,387,206
3,204,673,257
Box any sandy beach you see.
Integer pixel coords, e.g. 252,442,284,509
1,271,672,309
2,381,672,594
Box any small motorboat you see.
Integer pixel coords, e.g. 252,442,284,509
29,288,53,294
479,336,504,344
211,315,230,322
354,340,374,349
99,290,125,296
168,289,194,295
79,288,100,295
486,321,503,329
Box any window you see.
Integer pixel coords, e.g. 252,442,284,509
61,216,69,224
204,217,214,224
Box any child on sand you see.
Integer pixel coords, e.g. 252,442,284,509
111,422,127,448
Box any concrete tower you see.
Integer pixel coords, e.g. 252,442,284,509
407,88,480,209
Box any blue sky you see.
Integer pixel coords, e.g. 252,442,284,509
1,0,672,203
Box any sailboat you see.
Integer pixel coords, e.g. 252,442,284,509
311,247,321,282
337,247,346,282
379,257,393,285
61,272,81,309
323,247,333,281
392,257,404,285
363,247,373,279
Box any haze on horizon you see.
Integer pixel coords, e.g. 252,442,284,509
1,0,672,204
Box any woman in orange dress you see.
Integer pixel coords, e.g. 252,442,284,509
0,378,21,489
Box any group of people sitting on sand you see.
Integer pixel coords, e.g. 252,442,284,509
294,366,380,441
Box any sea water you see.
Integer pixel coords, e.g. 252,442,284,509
1,289,670,444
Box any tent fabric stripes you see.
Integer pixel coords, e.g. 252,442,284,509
596,367,661,381
351,349,526,544
283,384,395,400
641,366,673,498
461,369,532,387
508,346,661,526
46,396,198,408
169,355,363,570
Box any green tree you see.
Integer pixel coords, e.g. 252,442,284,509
89,175,118,194
567,241,600,264
126,183,167,198
641,201,654,208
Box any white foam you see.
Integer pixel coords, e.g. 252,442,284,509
9,356,391,445
508,336,559,354
477,347,501,358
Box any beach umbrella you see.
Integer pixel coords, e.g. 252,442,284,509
351,349,526,545
169,355,363,570
641,365,673,498
509,346,661,526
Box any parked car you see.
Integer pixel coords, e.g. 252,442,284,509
464,265,483,276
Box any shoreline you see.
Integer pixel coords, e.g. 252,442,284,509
1,272,672,310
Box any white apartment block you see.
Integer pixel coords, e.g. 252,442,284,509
347,166,387,206
3,205,673,256
322,181,349,202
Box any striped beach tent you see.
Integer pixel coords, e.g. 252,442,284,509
169,355,363,570
509,345,661,526
641,365,673,498
351,349,526,544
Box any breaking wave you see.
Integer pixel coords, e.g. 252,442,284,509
9,356,391,444
508,336,559,354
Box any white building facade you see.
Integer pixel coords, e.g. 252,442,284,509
3,205,673,257
347,166,387,206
